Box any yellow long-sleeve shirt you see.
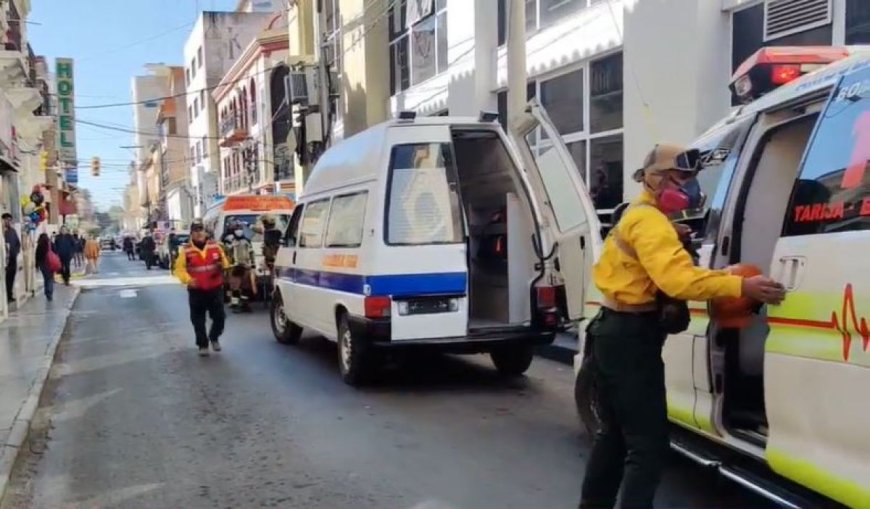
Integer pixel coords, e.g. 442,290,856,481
593,191,742,305
173,241,230,286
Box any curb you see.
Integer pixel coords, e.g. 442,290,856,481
536,342,577,365
0,287,81,503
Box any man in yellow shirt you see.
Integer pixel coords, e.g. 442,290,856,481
579,144,785,509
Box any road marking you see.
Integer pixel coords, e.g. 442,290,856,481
107,272,121,276
119,289,138,298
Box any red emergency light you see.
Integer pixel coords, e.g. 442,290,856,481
729,46,851,104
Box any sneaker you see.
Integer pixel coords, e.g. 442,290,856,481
211,340,222,352
198,346,210,357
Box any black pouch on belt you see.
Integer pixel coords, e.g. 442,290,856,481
656,291,690,334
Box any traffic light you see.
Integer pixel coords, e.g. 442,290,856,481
91,156,100,177
39,150,48,172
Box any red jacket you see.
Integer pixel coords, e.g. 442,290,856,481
174,241,229,291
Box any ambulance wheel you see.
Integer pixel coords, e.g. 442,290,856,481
490,345,534,376
270,294,301,345
337,313,371,386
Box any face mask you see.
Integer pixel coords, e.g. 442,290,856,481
234,229,244,237
657,177,703,215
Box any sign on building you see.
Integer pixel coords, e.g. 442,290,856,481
56,58,77,162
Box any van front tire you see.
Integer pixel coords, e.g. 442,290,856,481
490,345,535,376
271,293,302,345
337,313,372,386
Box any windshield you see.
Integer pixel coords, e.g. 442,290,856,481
222,214,290,242
385,143,465,245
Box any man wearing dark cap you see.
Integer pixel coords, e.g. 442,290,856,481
579,144,786,509
174,219,230,356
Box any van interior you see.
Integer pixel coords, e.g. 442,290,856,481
450,129,537,330
714,111,819,446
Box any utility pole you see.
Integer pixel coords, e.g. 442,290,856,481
507,0,528,126
314,0,331,159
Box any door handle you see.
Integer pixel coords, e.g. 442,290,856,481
777,256,806,291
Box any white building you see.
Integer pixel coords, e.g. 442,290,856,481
213,14,291,197
182,11,275,217
383,0,870,216
235,0,283,13
131,65,172,221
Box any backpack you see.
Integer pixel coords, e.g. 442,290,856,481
610,203,692,335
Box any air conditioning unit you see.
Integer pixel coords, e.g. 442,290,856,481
285,70,308,105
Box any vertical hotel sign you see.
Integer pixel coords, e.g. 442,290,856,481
56,58,77,183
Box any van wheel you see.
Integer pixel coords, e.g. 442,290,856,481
490,346,535,376
337,313,371,386
271,293,301,345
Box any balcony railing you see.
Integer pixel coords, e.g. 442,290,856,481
219,115,248,147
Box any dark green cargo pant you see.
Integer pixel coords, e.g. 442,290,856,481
579,308,669,509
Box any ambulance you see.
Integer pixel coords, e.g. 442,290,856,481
575,47,870,508
203,194,295,289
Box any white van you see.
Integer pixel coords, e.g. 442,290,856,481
575,47,870,508
271,102,602,385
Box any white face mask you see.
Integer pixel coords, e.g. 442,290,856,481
234,229,244,237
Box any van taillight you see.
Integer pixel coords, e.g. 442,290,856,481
364,296,391,318
536,286,556,309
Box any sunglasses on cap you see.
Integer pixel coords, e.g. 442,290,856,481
672,149,701,172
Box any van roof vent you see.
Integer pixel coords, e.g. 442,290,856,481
764,0,832,42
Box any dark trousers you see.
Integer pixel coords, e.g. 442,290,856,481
5,257,16,301
189,288,225,348
40,265,54,299
126,248,135,260
59,256,72,284
580,309,669,509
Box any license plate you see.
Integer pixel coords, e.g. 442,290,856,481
407,298,451,315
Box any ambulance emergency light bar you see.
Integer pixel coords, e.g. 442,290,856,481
729,46,851,104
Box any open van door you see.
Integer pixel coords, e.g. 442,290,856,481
507,99,602,321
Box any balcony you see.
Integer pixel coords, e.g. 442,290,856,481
219,116,248,148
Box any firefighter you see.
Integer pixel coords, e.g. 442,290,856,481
578,144,786,509
223,220,256,312
174,219,230,356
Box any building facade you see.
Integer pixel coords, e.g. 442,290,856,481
214,14,291,197
156,66,194,226
131,65,172,223
182,11,275,216
287,0,870,213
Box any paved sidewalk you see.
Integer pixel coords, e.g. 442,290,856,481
0,286,79,500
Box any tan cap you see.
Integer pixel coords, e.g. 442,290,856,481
633,144,701,182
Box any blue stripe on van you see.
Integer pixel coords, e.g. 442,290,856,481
277,268,466,297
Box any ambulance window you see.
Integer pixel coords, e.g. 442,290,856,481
326,192,368,248
783,68,870,236
385,143,464,246
299,199,331,248
284,205,304,247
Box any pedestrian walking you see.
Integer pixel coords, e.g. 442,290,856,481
53,226,76,286
123,235,135,260
84,235,101,274
35,233,59,301
174,219,230,356
72,232,84,269
140,232,156,270
3,213,20,303
578,144,786,509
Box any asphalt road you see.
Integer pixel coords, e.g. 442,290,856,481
1,252,775,509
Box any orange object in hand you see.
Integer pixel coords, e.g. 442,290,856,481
711,263,763,328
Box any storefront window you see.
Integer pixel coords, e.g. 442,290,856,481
589,135,623,210
540,68,584,136
847,0,870,44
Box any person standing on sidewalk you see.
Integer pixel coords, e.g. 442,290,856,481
84,235,101,274
579,144,786,509
53,226,76,286
3,213,20,304
35,233,56,301
174,219,230,356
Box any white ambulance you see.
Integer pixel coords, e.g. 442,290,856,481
271,105,602,386
575,47,870,508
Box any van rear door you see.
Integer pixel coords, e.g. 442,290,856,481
506,99,602,321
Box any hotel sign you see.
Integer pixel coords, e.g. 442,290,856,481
56,58,77,162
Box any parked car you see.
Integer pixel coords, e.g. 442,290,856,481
157,233,189,269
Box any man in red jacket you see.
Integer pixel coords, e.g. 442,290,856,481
174,219,230,356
